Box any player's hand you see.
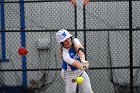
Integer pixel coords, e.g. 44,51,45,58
81,60,89,70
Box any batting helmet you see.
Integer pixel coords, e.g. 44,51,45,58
56,29,72,43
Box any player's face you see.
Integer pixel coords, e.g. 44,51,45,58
63,38,72,48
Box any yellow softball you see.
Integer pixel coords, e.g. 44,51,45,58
76,76,84,85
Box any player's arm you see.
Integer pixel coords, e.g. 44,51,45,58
72,60,86,71
74,38,86,61
63,52,85,71
74,38,89,69
76,45,86,61
76,44,89,69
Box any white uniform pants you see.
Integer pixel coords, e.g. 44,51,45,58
64,70,94,93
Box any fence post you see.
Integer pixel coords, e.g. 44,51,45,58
129,0,133,93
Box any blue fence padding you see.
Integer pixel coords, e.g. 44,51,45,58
20,0,27,88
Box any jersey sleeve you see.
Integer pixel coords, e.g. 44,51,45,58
73,38,82,47
62,48,75,65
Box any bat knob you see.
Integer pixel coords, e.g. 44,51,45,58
72,79,77,83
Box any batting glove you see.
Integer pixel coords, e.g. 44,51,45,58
81,60,89,70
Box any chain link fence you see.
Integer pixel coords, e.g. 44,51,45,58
0,0,140,93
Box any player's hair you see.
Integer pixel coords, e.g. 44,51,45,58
60,46,63,63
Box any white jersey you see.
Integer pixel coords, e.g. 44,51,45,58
62,38,81,71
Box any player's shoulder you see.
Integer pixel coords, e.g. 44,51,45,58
62,48,69,54
73,38,79,41
62,48,71,58
73,38,80,42
73,38,81,44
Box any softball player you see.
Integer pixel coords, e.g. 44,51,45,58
56,29,94,93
